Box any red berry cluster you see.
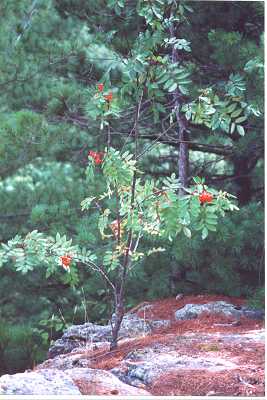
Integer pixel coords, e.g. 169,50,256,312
199,190,213,204
88,150,105,165
96,83,113,102
60,255,72,270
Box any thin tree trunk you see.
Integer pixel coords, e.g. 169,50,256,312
110,289,124,350
170,21,189,194
109,90,140,349
109,175,136,350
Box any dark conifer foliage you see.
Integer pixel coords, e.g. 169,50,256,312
0,0,263,373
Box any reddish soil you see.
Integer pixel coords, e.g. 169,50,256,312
77,295,265,396
151,368,265,397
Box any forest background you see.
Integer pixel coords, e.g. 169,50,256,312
0,0,264,375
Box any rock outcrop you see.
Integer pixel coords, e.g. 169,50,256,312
48,313,169,359
0,296,264,396
0,367,150,396
112,341,238,387
111,329,265,389
47,301,262,360
174,301,264,321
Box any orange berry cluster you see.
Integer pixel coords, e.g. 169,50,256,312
88,150,105,165
199,190,213,204
97,83,113,102
60,255,72,270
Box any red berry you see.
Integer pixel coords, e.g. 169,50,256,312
97,83,104,92
88,150,96,158
94,156,102,165
104,92,113,102
205,192,213,203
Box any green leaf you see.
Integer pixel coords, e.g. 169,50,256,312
202,227,208,240
230,122,235,134
205,213,218,223
220,119,230,133
152,6,163,19
193,176,203,184
206,224,217,232
178,85,189,95
176,70,191,80
211,114,220,130
163,79,175,90
81,197,96,211
226,103,237,113
157,73,169,84
235,115,247,124
178,4,184,15
177,79,191,85
184,4,193,12
168,82,178,92
231,108,243,118
46,269,52,278
237,125,245,136
183,227,192,238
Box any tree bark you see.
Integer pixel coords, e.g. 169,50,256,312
109,177,135,350
110,289,124,350
109,103,139,350
232,155,253,206
170,22,189,193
